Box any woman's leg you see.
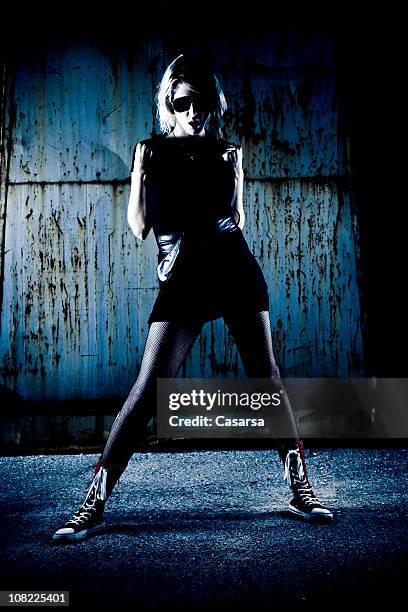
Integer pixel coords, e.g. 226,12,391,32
53,320,203,542
98,320,204,492
223,309,333,521
223,309,299,449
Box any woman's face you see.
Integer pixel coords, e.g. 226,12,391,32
171,83,210,136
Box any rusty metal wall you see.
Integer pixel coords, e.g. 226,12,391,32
0,33,364,403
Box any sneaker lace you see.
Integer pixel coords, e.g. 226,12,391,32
68,467,107,526
283,449,320,507
70,504,99,526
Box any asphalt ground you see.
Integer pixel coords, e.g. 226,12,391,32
0,448,407,610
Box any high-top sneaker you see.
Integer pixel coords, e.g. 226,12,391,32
52,466,108,542
283,448,333,521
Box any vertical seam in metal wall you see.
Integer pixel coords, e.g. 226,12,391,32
0,62,15,332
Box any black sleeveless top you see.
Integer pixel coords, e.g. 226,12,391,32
136,133,237,233
131,132,270,325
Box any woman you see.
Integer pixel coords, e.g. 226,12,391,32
53,54,332,542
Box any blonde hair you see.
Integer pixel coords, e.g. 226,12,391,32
156,54,227,136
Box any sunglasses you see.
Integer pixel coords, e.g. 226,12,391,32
171,95,209,114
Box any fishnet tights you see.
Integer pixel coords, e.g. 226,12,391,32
100,321,202,474
97,311,301,496
223,310,300,463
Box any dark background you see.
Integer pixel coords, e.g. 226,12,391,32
3,3,404,378
0,9,406,608
0,5,406,455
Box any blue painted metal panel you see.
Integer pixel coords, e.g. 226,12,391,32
244,180,362,376
0,33,364,403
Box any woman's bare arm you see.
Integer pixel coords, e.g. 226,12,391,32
127,142,153,241
223,145,245,230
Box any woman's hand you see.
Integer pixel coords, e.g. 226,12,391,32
134,142,153,173
222,145,242,173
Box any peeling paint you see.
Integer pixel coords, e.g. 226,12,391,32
0,35,364,402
